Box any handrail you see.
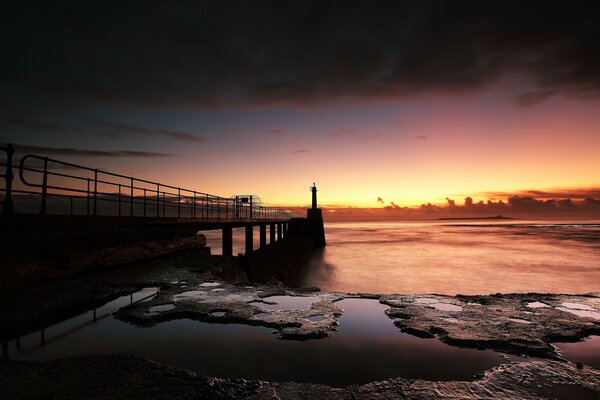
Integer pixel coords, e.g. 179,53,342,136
10,148,292,220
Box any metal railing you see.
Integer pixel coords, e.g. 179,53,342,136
0,144,291,220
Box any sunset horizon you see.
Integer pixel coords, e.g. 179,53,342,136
2,1,599,399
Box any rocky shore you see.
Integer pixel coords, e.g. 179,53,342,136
1,249,599,399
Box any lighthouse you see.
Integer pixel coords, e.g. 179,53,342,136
307,183,326,246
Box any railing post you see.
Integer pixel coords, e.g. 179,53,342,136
2,143,14,214
250,196,253,219
86,178,90,216
118,184,122,217
157,184,160,217
143,188,147,217
177,188,181,218
162,192,165,217
193,192,196,218
93,169,98,216
130,177,134,217
206,194,209,218
41,157,48,215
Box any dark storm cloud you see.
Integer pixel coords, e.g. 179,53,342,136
11,144,174,158
5,115,82,134
86,119,204,142
3,0,600,110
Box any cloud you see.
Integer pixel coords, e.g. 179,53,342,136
266,129,287,136
414,135,427,140
5,1,599,110
328,131,382,140
5,115,82,134
292,149,309,154
516,90,558,106
10,143,174,158
157,129,204,142
484,188,600,200
86,119,205,142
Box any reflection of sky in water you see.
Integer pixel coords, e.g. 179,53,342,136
6,298,538,386
300,221,600,295
554,336,600,368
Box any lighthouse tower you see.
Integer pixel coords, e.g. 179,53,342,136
307,183,326,246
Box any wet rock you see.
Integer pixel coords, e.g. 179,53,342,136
381,293,600,358
2,355,598,400
115,281,345,340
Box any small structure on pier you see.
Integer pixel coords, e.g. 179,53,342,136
307,183,326,246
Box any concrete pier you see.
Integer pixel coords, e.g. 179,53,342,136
245,225,253,255
222,226,233,256
259,225,267,249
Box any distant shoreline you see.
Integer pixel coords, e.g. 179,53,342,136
438,215,516,221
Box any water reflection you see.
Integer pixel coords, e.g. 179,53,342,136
554,336,600,368
301,221,600,294
4,298,533,386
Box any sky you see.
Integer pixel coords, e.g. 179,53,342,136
2,1,600,219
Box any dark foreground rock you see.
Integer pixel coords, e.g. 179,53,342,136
1,354,598,400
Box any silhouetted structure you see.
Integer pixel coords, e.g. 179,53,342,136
307,183,326,246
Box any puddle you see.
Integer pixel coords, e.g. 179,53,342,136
147,304,175,314
560,302,595,311
2,297,530,386
211,312,227,317
199,282,221,287
415,297,462,312
526,301,549,308
555,308,600,320
415,297,439,304
443,318,459,323
430,303,462,312
508,318,532,324
173,290,205,301
249,296,321,311
307,315,327,322
554,336,600,368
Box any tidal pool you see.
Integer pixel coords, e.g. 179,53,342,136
3,292,554,386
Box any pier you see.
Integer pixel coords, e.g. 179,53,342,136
0,143,325,287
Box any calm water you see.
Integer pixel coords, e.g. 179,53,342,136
300,221,600,295
5,293,535,386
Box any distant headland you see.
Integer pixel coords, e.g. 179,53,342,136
438,215,516,221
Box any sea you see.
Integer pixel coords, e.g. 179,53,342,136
204,220,600,295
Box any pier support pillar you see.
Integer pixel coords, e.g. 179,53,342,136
277,223,283,241
222,227,233,256
269,223,275,244
245,225,253,256
259,224,267,249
